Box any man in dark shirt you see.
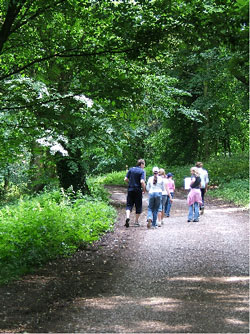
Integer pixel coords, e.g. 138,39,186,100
124,159,146,227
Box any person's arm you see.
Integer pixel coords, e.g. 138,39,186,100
141,179,146,193
124,170,130,183
205,174,209,192
205,172,209,192
146,178,151,192
165,181,173,201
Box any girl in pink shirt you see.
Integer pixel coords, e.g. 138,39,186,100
165,173,175,217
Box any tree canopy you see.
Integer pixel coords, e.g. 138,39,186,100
0,0,248,192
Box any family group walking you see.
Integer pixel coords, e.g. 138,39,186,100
124,159,209,228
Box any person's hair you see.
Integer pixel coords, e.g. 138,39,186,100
136,159,145,167
153,173,158,185
191,167,200,176
159,168,165,177
196,161,203,168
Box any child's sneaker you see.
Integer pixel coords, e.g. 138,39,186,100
147,219,152,229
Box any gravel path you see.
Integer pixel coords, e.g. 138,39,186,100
0,186,249,333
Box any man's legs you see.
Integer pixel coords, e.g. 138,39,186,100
125,190,142,227
135,213,141,225
125,191,134,227
200,188,205,214
125,210,130,227
134,190,143,226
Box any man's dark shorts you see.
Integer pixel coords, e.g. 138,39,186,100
126,189,143,214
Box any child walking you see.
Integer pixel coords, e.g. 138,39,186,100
157,169,172,226
146,167,165,229
187,167,202,222
165,172,175,217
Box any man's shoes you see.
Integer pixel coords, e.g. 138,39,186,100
124,218,130,228
187,220,192,222
147,219,152,229
134,222,140,227
193,219,199,222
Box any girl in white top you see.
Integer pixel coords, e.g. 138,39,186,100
146,167,165,228
157,169,172,225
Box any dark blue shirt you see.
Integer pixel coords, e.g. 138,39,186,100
126,167,145,191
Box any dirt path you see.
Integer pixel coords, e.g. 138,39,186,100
0,186,249,333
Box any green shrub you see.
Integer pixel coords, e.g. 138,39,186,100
96,171,127,186
203,154,249,185
208,179,249,207
0,190,116,283
87,177,110,201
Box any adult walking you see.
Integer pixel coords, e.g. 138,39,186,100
146,167,165,229
187,167,202,222
196,161,209,214
124,159,146,228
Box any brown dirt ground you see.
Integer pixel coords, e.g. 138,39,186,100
0,186,248,333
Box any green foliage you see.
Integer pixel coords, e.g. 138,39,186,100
202,153,249,185
209,179,249,207
86,177,110,202
96,171,127,186
0,0,248,198
0,189,116,283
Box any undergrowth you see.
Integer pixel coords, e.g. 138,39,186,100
0,189,116,284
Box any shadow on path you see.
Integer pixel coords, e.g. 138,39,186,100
0,186,248,333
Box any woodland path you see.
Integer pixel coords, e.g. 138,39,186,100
0,186,249,333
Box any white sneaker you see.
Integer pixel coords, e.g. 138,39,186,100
157,221,161,227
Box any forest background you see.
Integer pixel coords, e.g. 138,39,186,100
0,0,249,283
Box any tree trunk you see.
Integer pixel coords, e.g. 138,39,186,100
55,149,89,195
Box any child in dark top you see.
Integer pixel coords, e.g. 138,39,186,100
187,167,202,222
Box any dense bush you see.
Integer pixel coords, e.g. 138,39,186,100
208,179,249,207
0,190,116,283
96,171,127,186
203,154,249,185
86,176,115,201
